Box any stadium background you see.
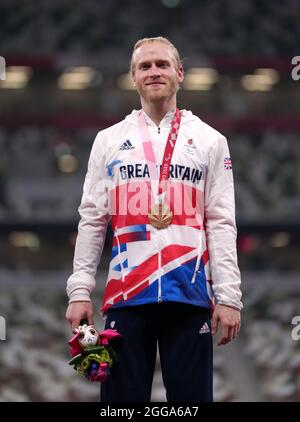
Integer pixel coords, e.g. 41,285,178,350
0,0,300,402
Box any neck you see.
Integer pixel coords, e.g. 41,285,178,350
141,98,176,126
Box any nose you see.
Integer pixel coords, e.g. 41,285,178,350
148,64,161,78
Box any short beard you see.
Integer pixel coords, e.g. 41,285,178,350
147,93,168,103
138,84,177,105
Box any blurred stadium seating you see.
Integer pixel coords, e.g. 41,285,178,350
242,274,300,401
1,0,299,55
0,0,299,402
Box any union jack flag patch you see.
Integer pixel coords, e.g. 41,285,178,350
224,157,232,170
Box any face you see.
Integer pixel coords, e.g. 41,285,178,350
78,325,98,348
131,42,183,105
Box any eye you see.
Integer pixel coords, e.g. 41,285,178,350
79,332,84,339
90,329,96,335
157,61,169,69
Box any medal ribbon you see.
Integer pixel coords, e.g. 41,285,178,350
138,108,181,205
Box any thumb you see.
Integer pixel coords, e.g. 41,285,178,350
211,312,219,335
87,313,95,327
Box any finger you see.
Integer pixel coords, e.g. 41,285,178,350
87,313,95,326
230,324,240,342
211,315,219,335
71,318,81,333
228,326,235,343
219,326,233,345
233,323,240,339
233,322,240,339
223,327,231,344
231,324,238,340
218,336,226,346
218,323,229,346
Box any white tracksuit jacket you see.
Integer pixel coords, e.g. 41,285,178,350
67,109,242,314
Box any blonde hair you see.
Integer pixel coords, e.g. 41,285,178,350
130,36,182,76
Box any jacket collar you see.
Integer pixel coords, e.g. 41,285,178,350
125,108,195,126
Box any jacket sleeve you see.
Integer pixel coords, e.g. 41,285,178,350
66,131,110,303
204,135,243,310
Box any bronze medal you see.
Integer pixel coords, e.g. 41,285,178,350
148,203,173,229
139,108,181,230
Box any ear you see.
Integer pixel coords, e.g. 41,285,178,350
177,65,184,84
131,72,137,88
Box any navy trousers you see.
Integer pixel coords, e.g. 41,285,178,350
100,302,213,402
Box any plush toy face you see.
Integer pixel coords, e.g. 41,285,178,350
77,325,99,348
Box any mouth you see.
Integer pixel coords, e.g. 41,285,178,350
146,82,165,86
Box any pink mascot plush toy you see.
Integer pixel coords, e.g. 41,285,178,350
68,323,121,382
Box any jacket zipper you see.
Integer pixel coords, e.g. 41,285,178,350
158,236,162,302
115,226,125,283
157,124,162,302
191,253,201,284
155,199,162,302
191,228,203,284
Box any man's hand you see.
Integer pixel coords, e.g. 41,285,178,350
212,304,241,346
66,301,94,333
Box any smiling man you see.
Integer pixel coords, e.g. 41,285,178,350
66,37,242,402
131,39,183,120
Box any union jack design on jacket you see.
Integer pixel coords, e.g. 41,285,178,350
67,109,243,314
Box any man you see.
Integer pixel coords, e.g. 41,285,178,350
66,37,242,402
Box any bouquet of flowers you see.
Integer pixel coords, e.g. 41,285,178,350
68,322,121,382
